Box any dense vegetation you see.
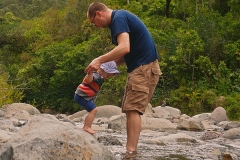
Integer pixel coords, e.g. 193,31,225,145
0,0,239,120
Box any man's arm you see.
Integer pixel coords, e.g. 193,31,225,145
85,32,130,73
115,57,125,66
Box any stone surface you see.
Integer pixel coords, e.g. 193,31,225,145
1,103,240,160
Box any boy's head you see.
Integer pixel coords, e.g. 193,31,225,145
98,61,119,79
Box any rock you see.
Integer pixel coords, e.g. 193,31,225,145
222,152,233,160
141,116,176,130
69,105,122,120
152,106,171,119
55,114,75,125
108,115,126,130
0,118,18,132
143,133,197,144
162,106,181,118
177,118,204,131
107,114,176,131
192,113,211,121
210,107,229,123
0,144,13,160
180,114,190,119
0,130,15,143
1,103,240,160
0,110,4,117
68,110,87,120
223,128,240,139
153,106,181,120
2,114,115,160
218,121,240,130
95,105,122,118
143,103,154,115
97,135,123,146
1,103,40,115
12,110,30,121
200,131,222,141
201,120,214,131
93,117,109,125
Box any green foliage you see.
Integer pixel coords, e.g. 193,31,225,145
224,93,240,121
212,0,231,16
0,70,24,107
0,0,68,19
48,40,97,113
168,85,217,116
18,42,74,111
228,0,240,17
138,0,166,16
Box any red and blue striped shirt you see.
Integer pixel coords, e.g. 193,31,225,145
75,72,104,101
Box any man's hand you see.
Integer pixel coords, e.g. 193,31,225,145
84,58,101,74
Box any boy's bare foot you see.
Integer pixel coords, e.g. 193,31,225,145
83,127,96,135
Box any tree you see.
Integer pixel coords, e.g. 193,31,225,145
0,70,24,107
165,0,171,17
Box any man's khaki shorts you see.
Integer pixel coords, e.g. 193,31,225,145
122,59,162,114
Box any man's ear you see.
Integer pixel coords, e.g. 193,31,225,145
96,11,101,17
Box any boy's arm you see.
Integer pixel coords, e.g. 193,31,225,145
83,71,93,84
85,32,129,73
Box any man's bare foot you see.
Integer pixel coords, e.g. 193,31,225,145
83,127,96,135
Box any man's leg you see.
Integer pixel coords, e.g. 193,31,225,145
126,110,141,152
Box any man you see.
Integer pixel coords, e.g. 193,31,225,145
85,2,161,158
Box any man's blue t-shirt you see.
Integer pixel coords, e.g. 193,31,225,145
109,10,158,73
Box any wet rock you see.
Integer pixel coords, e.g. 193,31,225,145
97,135,123,146
200,131,222,141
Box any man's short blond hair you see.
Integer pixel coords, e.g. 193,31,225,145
87,2,108,18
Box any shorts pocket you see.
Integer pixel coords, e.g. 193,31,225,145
132,84,149,94
151,67,162,75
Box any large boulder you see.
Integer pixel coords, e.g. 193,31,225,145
177,117,204,131
95,105,122,118
223,128,240,139
141,116,176,130
1,103,40,121
108,115,176,131
210,107,229,123
0,114,115,160
217,121,240,130
153,106,181,120
1,103,40,116
69,105,122,121
69,110,88,120
108,115,126,130
143,103,154,115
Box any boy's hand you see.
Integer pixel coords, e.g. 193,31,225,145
85,58,101,74
84,71,93,83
